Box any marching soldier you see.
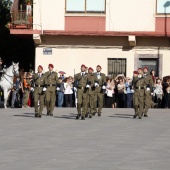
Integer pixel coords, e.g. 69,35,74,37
143,67,156,117
44,64,58,116
32,65,46,118
93,65,106,116
85,67,95,118
133,68,148,119
74,64,88,120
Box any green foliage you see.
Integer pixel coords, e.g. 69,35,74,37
0,0,35,71
0,0,12,29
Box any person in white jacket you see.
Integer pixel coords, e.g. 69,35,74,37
64,77,73,107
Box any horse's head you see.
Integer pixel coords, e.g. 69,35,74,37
12,62,19,76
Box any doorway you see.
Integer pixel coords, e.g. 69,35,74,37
139,58,158,76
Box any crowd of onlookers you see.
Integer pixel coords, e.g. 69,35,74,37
0,70,170,109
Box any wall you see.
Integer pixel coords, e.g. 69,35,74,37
33,0,156,32
105,0,156,31
35,47,135,77
33,0,65,31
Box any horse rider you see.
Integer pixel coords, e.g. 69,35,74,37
0,57,5,80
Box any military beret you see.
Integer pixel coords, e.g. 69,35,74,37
81,64,86,68
133,71,138,74
143,67,148,70
48,64,54,68
97,65,102,69
138,68,143,71
88,67,94,71
38,65,43,70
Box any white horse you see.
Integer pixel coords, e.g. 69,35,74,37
0,62,19,108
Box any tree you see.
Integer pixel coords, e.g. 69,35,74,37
0,0,12,30
0,0,35,71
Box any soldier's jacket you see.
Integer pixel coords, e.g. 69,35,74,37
74,73,88,88
143,74,154,92
93,72,106,93
44,71,58,92
133,76,149,96
87,73,95,93
32,73,46,94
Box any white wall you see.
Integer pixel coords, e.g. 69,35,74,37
33,0,156,32
33,0,65,31
35,47,135,78
35,47,170,78
106,0,156,31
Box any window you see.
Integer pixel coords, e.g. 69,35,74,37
108,58,126,77
66,0,105,13
157,0,170,14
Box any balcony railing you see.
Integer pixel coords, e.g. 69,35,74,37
10,10,33,29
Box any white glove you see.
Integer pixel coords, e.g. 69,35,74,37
146,88,150,91
131,89,134,93
43,87,47,91
151,93,154,96
30,87,34,92
102,86,106,90
74,87,77,91
86,84,90,88
95,83,99,87
56,87,60,91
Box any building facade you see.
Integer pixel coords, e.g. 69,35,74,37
10,0,170,78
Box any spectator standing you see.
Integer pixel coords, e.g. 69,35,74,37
125,77,133,108
57,77,64,107
105,78,113,108
64,77,73,107
22,72,31,108
11,77,21,108
117,78,126,108
110,79,116,108
154,78,163,108
166,80,170,108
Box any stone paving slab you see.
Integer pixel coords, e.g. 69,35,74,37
0,108,170,170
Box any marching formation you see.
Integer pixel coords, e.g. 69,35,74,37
0,56,157,119
31,64,107,119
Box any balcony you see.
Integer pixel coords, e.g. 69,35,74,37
9,10,33,29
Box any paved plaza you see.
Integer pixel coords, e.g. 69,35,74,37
0,108,170,170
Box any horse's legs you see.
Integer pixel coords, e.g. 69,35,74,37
3,89,7,109
3,90,10,109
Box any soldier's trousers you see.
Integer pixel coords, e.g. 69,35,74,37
77,89,87,116
34,92,45,115
94,92,104,114
85,92,95,115
134,91,144,117
143,92,152,114
46,90,56,114
23,90,30,107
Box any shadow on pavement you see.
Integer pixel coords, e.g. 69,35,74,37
115,114,134,116
54,114,76,120
109,115,133,119
13,114,34,118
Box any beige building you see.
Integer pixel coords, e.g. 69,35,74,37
10,0,170,78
